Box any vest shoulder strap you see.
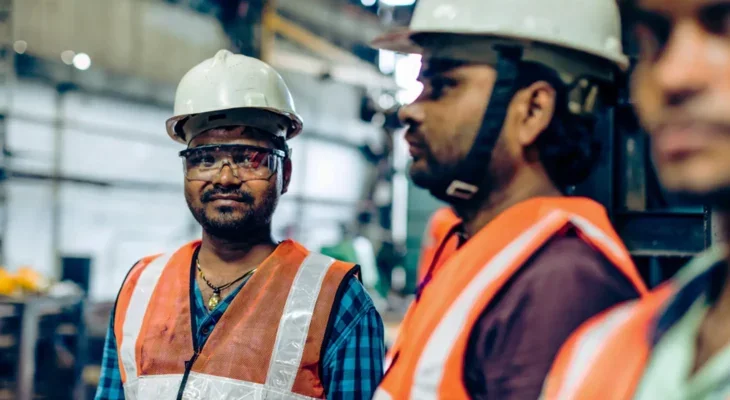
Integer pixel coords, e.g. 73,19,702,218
543,285,674,400
114,251,175,383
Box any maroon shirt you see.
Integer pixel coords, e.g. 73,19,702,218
463,228,640,399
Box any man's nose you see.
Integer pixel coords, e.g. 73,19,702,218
653,21,711,107
212,161,242,186
398,102,426,128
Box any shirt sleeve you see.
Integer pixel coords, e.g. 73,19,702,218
321,275,386,400
94,314,126,400
463,235,641,400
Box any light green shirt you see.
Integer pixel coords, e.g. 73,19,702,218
634,247,730,400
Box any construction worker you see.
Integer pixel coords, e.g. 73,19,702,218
94,50,385,400
371,0,650,398
416,206,460,283
542,0,730,398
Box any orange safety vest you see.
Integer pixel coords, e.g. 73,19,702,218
375,197,648,400
541,285,675,400
417,206,461,283
113,239,355,399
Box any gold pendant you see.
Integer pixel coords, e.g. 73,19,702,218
208,292,220,311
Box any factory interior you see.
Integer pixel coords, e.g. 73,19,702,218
0,0,718,399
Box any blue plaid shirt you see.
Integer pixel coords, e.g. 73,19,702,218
95,265,384,400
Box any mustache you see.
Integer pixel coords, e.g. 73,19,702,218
201,187,255,203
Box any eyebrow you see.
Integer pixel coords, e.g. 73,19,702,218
420,59,468,79
630,0,730,18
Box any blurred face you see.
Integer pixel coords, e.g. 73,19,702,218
398,59,512,197
631,0,730,202
183,127,290,240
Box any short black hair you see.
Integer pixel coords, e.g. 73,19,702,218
514,62,602,191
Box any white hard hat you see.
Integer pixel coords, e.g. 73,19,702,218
373,0,628,80
166,50,303,144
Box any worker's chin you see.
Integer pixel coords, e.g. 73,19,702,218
410,172,435,190
409,162,438,189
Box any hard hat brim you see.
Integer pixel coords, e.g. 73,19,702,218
371,29,630,72
166,107,304,145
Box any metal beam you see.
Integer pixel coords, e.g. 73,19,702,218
276,0,383,50
266,14,397,90
614,210,711,257
0,0,13,265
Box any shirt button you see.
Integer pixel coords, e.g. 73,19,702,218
202,326,211,335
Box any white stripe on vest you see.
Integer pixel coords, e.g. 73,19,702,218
119,250,336,399
266,252,336,391
553,304,637,400
120,253,174,383
410,212,630,400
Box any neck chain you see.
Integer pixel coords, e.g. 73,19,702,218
196,257,257,311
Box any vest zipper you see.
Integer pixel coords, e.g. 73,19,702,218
176,349,200,400
177,250,203,400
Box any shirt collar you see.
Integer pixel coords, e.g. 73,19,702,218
652,245,728,345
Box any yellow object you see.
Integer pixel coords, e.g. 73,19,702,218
14,266,49,293
0,268,16,296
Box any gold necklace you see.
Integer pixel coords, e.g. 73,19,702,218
196,258,257,311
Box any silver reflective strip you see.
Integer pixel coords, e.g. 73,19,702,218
554,305,636,400
266,252,336,391
125,372,319,400
120,253,174,382
373,387,394,400
123,378,140,400
411,211,566,400
568,215,630,265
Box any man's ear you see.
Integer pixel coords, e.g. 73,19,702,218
281,157,292,195
517,81,556,147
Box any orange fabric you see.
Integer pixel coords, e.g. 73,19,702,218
417,207,460,283
543,285,674,400
377,197,648,399
113,253,161,383
114,240,354,398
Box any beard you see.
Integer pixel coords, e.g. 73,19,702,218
409,139,508,207
186,185,279,241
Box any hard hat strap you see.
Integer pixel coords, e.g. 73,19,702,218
430,46,523,204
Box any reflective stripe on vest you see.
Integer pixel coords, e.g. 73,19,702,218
551,304,637,400
266,252,335,391
376,197,647,400
126,372,319,400
117,241,347,400
542,286,675,400
412,212,633,399
120,252,174,382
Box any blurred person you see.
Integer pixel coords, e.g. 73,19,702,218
370,0,650,398
543,1,730,399
417,206,460,283
94,50,384,400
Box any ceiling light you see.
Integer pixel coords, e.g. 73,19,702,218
72,53,91,71
61,50,75,65
13,40,27,54
378,0,416,6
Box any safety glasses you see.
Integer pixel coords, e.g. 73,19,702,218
179,144,286,182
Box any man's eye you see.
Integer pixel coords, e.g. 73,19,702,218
699,3,730,37
189,154,216,167
429,77,457,99
629,9,672,61
634,24,664,61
